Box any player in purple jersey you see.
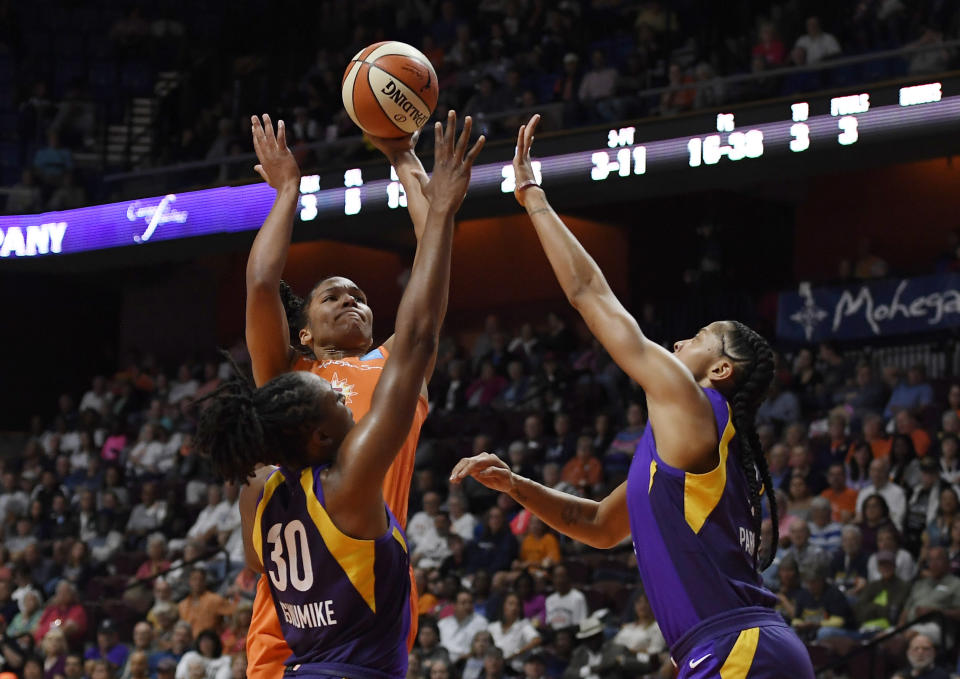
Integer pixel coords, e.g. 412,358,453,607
451,115,814,679
195,112,484,679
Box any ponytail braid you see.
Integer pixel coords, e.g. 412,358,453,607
722,321,778,570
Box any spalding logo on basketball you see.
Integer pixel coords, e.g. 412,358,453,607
342,41,440,138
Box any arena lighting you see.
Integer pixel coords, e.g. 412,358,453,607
0,80,953,260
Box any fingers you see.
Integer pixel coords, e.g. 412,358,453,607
443,109,456,154
262,113,276,146
516,123,525,157
253,165,268,183
464,134,486,167
276,119,287,149
432,121,443,163
454,116,473,162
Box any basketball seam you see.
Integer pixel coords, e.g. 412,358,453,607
351,62,361,128
367,65,401,134
367,62,431,118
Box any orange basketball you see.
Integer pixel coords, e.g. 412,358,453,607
342,41,439,138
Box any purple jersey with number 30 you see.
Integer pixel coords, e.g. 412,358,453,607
254,465,410,679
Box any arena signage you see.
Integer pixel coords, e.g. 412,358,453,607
777,274,960,341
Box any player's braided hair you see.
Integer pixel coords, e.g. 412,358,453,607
279,278,334,359
193,365,328,485
721,320,778,570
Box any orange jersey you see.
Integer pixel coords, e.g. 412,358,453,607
247,345,427,679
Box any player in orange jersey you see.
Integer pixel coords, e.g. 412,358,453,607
244,113,443,679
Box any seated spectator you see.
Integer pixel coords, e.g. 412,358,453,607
560,436,603,496
794,16,841,64
515,517,561,577
447,492,477,543
501,361,534,410
42,628,68,679
886,365,935,419
417,617,451,675
47,171,87,211
821,462,858,522
465,507,517,575
466,362,508,409
659,63,694,115
858,493,898,554
545,565,588,631
413,513,453,570
783,520,829,576
480,646,508,679
7,588,43,638
604,403,644,482
817,411,851,471
767,443,790,490
168,366,198,405
830,525,869,596
786,474,815,522
461,630,493,679
786,443,825,495
578,51,618,120
846,440,874,491
895,410,933,458
514,572,545,627
836,362,885,416
790,562,853,642
938,434,960,485
84,620,130,674
561,617,605,679
757,381,801,427
609,590,665,668
61,541,93,593
897,547,960,645
32,131,73,186
177,569,234,639
128,426,169,478
752,22,786,66
126,481,168,542
862,413,892,460
124,622,159,678
924,486,960,552
891,632,951,679
34,581,87,645
867,525,915,583
438,590,488,664
906,459,948,553
890,434,922,488
125,651,150,679
408,492,442,551
856,459,906,529
808,497,843,553
174,484,230,551
488,592,541,673
174,629,230,679
854,551,912,636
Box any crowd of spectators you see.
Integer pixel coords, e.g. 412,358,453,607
5,296,960,679
3,0,960,213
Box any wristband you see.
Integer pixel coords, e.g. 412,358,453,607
515,179,540,193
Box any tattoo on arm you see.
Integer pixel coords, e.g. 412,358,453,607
528,207,552,216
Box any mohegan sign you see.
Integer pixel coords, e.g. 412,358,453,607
777,276,960,342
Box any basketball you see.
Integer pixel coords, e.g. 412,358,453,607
341,41,439,138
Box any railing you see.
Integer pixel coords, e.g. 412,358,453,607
94,39,960,200
813,610,952,677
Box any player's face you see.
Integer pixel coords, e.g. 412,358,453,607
300,277,374,354
309,376,356,456
671,322,733,384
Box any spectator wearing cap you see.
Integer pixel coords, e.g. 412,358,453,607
854,551,911,636
34,580,87,645
807,497,843,553
791,562,853,642
906,459,950,551
7,588,43,638
886,365,934,420
867,525,915,583
84,620,130,674
821,463,858,522
174,629,229,679
856,459,906,530
891,632,951,679
562,617,605,679
177,569,233,639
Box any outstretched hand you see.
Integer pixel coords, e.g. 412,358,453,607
251,114,300,190
449,452,515,494
419,110,485,215
513,113,541,206
365,129,420,166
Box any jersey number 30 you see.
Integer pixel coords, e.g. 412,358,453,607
266,520,314,592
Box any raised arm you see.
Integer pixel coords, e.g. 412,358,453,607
326,112,485,538
367,132,444,385
245,115,300,387
512,115,715,466
450,453,629,549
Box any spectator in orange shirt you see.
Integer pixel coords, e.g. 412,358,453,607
561,436,603,495
895,410,932,457
177,569,234,638
821,463,858,522
515,517,561,577
861,413,892,460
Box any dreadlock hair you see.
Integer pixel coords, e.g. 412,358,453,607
193,366,329,485
279,278,334,359
720,320,778,570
